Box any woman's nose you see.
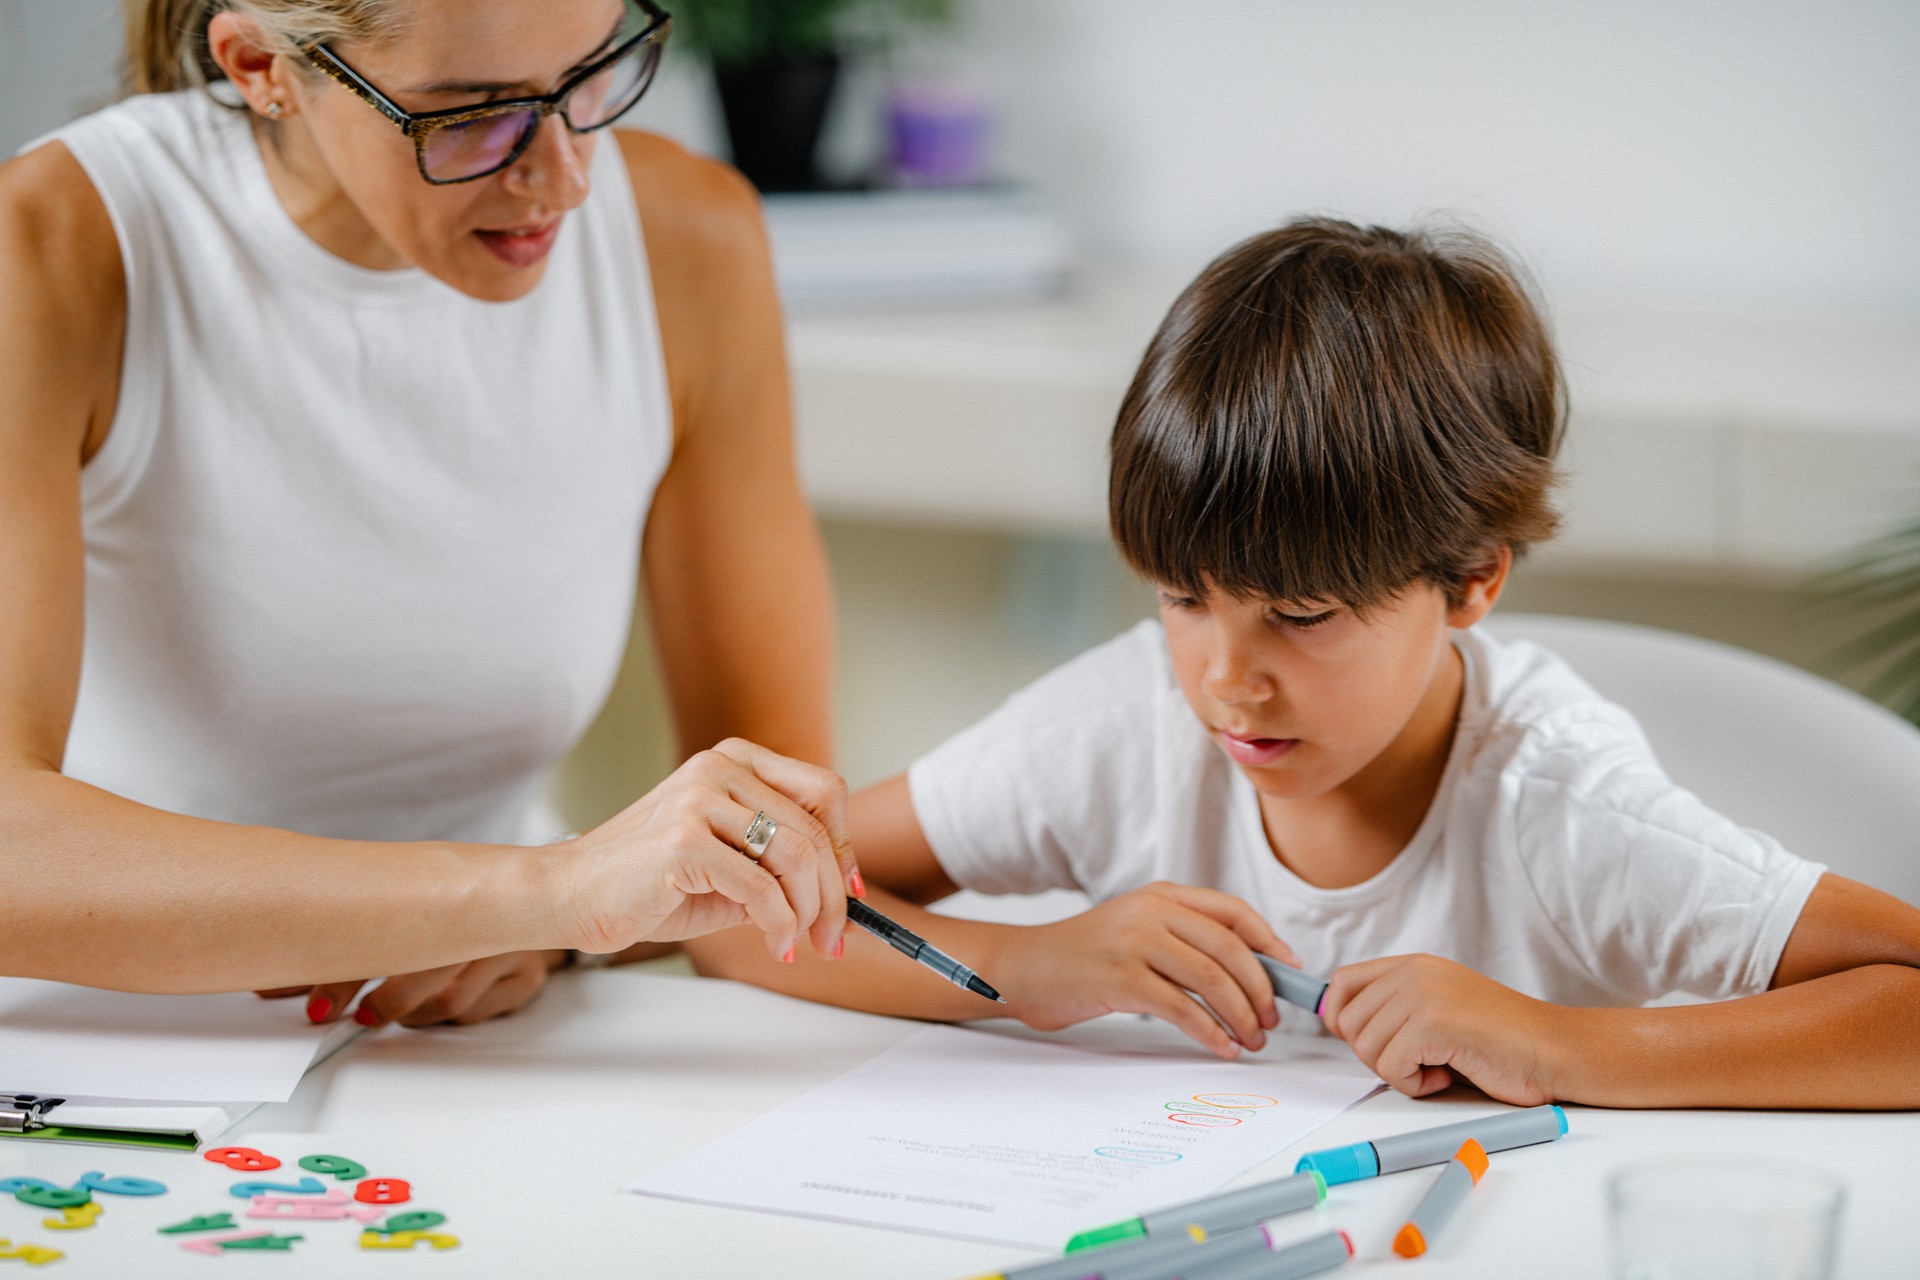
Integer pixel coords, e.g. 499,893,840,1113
501,115,591,209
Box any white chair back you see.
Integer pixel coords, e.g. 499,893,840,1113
1486,614,1920,905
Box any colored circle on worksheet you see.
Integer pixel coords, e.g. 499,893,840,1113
1167,1112,1242,1128
1192,1093,1278,1109
1093,1147,1183,1164
1166,1100,1258,1118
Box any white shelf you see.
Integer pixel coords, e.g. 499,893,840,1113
789,274,1920,571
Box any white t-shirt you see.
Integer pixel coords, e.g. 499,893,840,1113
908,621,1824,1019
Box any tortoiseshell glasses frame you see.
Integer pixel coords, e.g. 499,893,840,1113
302,0,672,185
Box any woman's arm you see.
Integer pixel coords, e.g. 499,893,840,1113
621,132,836,771
1318,873,1920,1109
0,146,846,993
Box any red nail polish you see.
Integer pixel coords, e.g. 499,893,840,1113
850,870,867,900
353,1006,379,1027
832,938,845,960
781,947,796,964
306,997,331,1023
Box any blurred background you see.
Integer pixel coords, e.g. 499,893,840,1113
4,0,1918,827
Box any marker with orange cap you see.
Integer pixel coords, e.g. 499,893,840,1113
1391,1139,1488,1259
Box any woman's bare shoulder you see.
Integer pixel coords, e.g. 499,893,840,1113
0,142,128,455
613,129,767,275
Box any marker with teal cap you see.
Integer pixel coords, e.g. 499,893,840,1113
1064,1170,1327,1253
1293,1104,1567,1185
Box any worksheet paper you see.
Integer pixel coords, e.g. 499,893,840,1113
0,978,357,1104
631,1023,1383,1248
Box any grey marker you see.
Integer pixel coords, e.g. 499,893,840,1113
996,1228,1208,1280
1177,1230,1353,1280
1139,1171,1325,1240
1089,1225,1276,1280
1256,956,1329,1017
1295,1104,1568,1184
1392,1140,1488,1257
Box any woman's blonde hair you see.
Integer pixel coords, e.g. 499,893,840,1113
124,0,400,95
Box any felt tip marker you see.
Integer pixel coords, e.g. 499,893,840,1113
1392,1140,1487,1258
1065,1171,1327,1252
1176,1229,1353,1280
964,1225,1205,1280
847,899,1005,1003
1295,1104,1567,1185
1256,956,1330,1017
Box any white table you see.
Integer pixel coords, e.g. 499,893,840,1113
2,970,1911,1277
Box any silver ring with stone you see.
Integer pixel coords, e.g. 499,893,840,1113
743,811,777,860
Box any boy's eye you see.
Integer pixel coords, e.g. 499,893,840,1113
1272,608,1337,630
1158,593,1203,611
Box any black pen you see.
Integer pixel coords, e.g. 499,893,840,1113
846,899,1006,1004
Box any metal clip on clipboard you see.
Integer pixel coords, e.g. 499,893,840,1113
0,1093,65,1134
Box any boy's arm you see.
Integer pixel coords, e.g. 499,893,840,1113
1317,873,1920,1109
685,777,1302,1058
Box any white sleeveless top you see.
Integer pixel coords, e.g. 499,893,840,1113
41,91,672,844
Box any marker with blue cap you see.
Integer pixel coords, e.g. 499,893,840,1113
1294,1104,1567,1185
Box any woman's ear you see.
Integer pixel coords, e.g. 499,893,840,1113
1448,543,1513,629
206,12,300,120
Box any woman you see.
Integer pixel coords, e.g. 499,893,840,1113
0,0,858,1027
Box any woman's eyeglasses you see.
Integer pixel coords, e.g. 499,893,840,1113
304,0,671,185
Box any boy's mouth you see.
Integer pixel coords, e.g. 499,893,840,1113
1218,731,1298,767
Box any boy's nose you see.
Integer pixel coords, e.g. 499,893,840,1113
1203,645,1274,704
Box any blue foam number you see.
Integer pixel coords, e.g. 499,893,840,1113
0,1179,61,1193
229,1177,326,1199
75,1171,168,1197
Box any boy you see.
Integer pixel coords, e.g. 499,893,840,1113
689,219,1920,1108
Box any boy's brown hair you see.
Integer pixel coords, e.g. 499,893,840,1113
1109,217,1564,609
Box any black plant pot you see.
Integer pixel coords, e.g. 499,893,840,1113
713,52,841,193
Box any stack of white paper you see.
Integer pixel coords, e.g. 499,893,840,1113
0,978,364,1149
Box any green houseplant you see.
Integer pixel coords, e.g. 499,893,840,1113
670,0,955,191
1817,514,1920,726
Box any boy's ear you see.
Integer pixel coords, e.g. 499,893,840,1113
1447,544,1513,629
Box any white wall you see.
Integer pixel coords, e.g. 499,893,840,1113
12,1,1917,329
0,1,123,156
951,0,1920,323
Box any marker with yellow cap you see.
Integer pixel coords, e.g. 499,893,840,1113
966,1222,1286,1280
1065,1171,1327,1253
1175,1229,1354,1280
962,1225,1204,1280
1391,1139,1488,1259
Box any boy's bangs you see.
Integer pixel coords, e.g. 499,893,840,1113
1109,364,1457,611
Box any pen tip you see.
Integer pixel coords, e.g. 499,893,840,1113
995,996,1008,1004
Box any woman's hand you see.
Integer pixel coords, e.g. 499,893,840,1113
994,882,1299,1060
261,950,572,1027
551,738,860,963
1317,954,1568,1104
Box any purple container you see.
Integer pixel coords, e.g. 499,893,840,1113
886,85,991,187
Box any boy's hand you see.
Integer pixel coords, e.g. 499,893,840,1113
995,882,1299,1060
1318,954,1570,1104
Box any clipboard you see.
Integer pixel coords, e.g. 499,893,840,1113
0,1016,365,1152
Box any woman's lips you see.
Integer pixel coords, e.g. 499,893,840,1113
474,220,561,267
1219,731,1299,767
